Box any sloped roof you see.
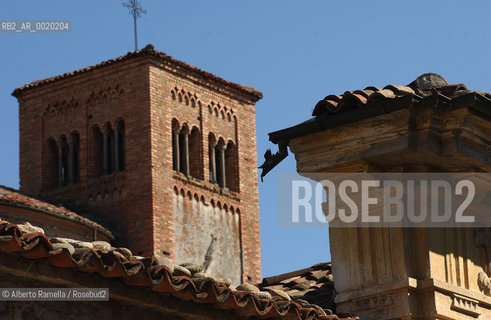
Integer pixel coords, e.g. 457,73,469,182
260,73,491,177
11,44,263,102
0,221,357,320
268,73,491,144
0,185,113,238
260,263,336,312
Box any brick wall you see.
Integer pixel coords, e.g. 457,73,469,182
14,52,262,283
149,61,261,282
16,58,154,254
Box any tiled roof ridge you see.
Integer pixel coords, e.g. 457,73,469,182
0,220,357,320
11,44,263,101
261,262,331,286
263,72,491,180
259,262,336,313
311,73,490,117
0,185,113,237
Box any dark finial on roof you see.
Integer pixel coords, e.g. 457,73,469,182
141,44,155,52
409,73,448,91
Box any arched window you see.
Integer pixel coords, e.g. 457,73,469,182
178,126,188,175
172,120,200,178
71,132,80,183
208,133,216,183
46,138,59,188
92,120,125,178
208,135,238,191
104,123,115,174
208,134,226,188
225,141,238,192
59,135,69,186
172,119,180,172
215,138,226,188
45,133,82,188
92,126,103,177
116,120,125,171
189,127,202,179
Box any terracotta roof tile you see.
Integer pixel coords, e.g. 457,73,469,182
344,91,367,105
310,73,488,119
0,185,113,237
260,263,337,313
12,44,262,102
267,73,491,148
0,221,357,320
383,84,415,95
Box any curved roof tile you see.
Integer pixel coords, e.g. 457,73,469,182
264,73,491,178
309,73,488,118
0,221,357,320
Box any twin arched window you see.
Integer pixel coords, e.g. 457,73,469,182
172,120,202,179
208,134,239,192
171,120,238,191
45,132,80,188
45,119,126,189
92,120,125,177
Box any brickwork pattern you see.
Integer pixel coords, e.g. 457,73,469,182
15,52,262,283
149,62,261,282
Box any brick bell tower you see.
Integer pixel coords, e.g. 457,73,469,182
12,44,262,284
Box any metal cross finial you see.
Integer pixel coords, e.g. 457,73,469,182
122,0,146,51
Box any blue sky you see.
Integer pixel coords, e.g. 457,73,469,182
0,0,490,277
